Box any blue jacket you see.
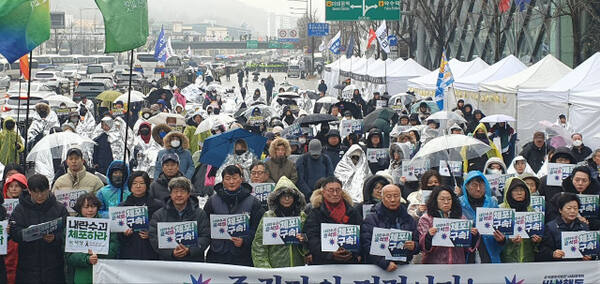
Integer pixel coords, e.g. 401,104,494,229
154,148,195,180
97,160,131,218
459,171,503,263
295,153,333,202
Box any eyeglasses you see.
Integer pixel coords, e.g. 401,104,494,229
324,188,342,194
250,171,266,176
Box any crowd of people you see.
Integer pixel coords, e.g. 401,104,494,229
0,75,599,283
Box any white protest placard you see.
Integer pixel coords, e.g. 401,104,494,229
197,196,209,209
432,218,473,247
475,208,515,235
439,161,462,177
210,214,250,240
531,196,545,213
108,206,149,233
181,84,202,102
369,227,411,261
562,231,600,259
320,223,360,252
547,163,577,186
513,212,544,239
375,100,387,109
0,220,7,255
54,189,88,213
362,204,374,219
366,148,388,164
262,216,301,245
65,217,110,255
22,217,63,242
157,221,198,249
401,159,430,182
339,119,362,138
485,174,512,198
250,183,276,207
2,199,19,216
577,194,599,218
420,190,432,205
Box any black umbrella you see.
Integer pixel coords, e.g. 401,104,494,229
234,107,248,118
363,107,398,133
304,90,320,100
333,84,345,90
332,101,362,119
146,89,173,105
295,114,338,125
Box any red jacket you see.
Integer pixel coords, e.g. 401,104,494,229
2,173,26,284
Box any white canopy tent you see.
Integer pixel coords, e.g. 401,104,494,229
450,55,527,116
479,54,572,150
323,56,345,95
521,52,600,150
407,58,489,97
385,58,430,95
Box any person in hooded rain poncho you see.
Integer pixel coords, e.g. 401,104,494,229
0,117,24,165
265,138,298,184
499,177,541,262
216,139,258,183
462,123,502,173
387,142,411,175
71,108,96,139
334,144,372,203
131,122,162,178
507,155,535,176
459,171,504,263
251,176,310,268
27,102,60,149
482,157,508,201
182,111,206,154
96,160,131,218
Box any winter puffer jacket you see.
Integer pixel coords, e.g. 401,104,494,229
203,182,264,266
499,177,538,263
537,216,590,261
65,214,119,284
303,188,362,264
361,203,420,269
295,153,334,202
265,138,298,184
118,194,163,260
9,191,68,284
149,197,211,262
149,171,184,205
417,213,480,264
154,131,195,180
251,177,308,268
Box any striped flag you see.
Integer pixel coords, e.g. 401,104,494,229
434,50,454,110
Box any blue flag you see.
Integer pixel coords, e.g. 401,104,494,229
154,26,168,63
434,50,454,110
346,34,354,59
514,0,531,11
327,31,341,55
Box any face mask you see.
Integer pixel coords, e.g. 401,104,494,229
298,138,306,144
351,156,360,165
488,169,501,175
235,149,245,155
475,133,487,140
213,109,220,115
38,111,48,118
170,139,181,148
5,121,15,131
111,175,124,187
79,108,87,117
142,113,151,119
573,140,583,147
140,128,150,136
159,131,167,138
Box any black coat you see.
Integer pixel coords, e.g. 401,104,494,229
0,201,6,284
149,171,183,206
118,194,163,260
149,198,211,262
191,163,216,197
203,183,264,266
546,176,600,230
361,203,420,269
519,142,554,173
10,192,68,284
93,133,114,175
303,190,362,264
537,216,589,261
571,145,593,163
318,82,327,93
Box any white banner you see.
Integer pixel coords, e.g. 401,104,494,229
94,259,600,283
375,21,390,54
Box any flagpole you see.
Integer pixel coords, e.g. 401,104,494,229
16,78,22,163
23,51,33,160
123,49,134,162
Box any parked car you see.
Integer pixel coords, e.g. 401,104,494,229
86,64,106,77
89,73,117,89
33,71,70,94
4,82,57,102
115,71,144,91
74,79,113,101
0,74,9,90
60,64,83,81
1,95,45,122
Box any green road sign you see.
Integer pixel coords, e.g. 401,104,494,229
325,0,401,21
268,41,280,49
246,40,259,49
281,43,295,49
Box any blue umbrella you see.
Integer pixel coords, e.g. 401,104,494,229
199,128,267,167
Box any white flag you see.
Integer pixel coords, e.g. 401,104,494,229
318,40,326,52
166,37,176,58
187,46,192,57
375,21,390,54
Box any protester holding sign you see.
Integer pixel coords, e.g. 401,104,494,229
52,148,104,194
547,167,600,230
204,166,264,266
361,185,419,271
418,186,480,264
520,173,541,196
9,175,68,283
323,129,347,169
304,177,362,264
407,170,441,221
150,177,210,262
365,129,389,174
0,193,7,284
356,175,391,220
2,172,25,284
498,177,541,262
251,176,309,268
459,171,505,263
538,147,576,202
3,173,26,201
66,194,119,284
119,172,163,260
537,193,592,261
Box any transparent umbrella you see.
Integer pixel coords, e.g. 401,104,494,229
195,114,236,134
26,132,96,162
147,113,186,126
410,134,492,168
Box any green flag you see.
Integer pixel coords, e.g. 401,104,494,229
95,0,149,53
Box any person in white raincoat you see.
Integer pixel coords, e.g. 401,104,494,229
334,144,372,203
506,155,536,176
215,139,258,183
92,116,133,175
27,102,60,149
74,107,96,138
131,121,161,178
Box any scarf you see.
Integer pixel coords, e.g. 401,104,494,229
467,194,485,209
275,205,295,217
204,165,216,187
325,200,349,224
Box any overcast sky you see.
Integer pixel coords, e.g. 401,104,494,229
244,0,325,19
